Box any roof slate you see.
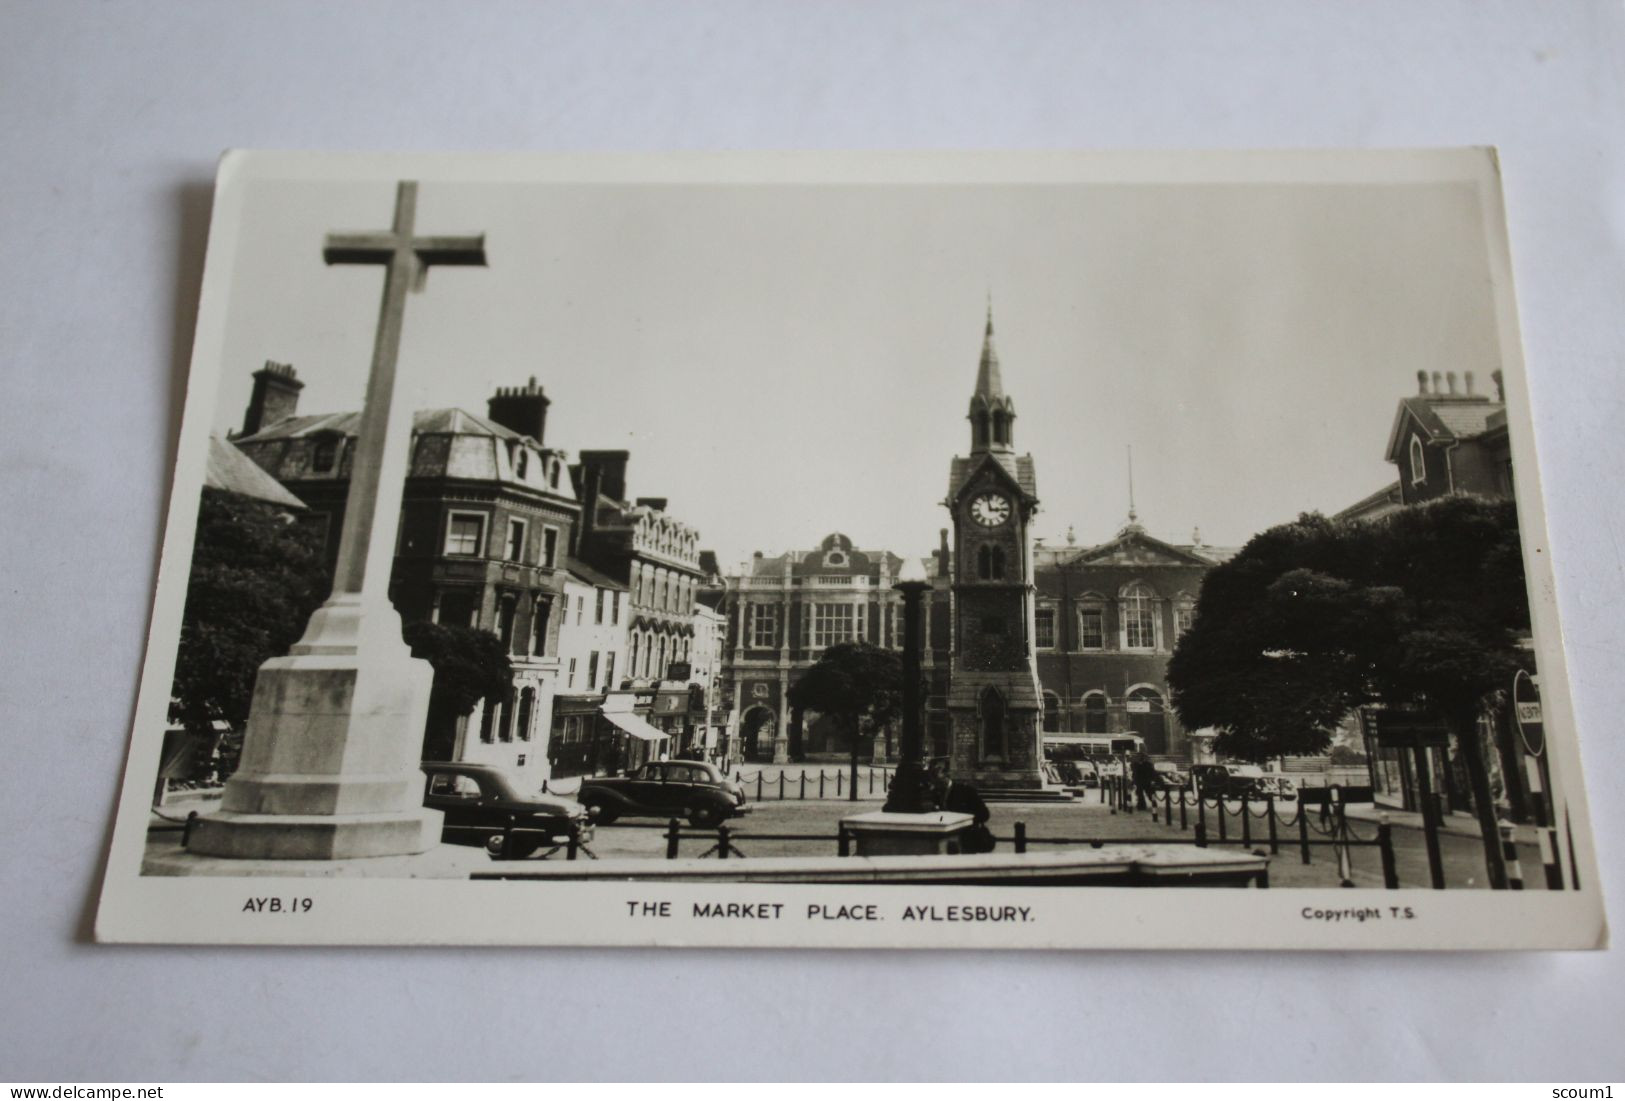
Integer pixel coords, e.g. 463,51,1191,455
204,435,307,508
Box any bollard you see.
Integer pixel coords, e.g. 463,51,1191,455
1266,795,1279,855
718,824,731,860
1196,792,1206,837
1099,778,1106,805
665,818,681,859
1179,790,1188,831
1014,821,1027,854
779,773,785,800
1217,799,1228,842
1240,795,1252,847
1163,789,1172,827
182,810,200,849
869,770,875,795
800,773,806,800
820,771,826,799
1499,821,1525,890
838,826,850,857
566,832,579,861
1298,809,1312,865
757,774,764,802
1194,817,1208,848
837,771,843,797
1377,817,1399,889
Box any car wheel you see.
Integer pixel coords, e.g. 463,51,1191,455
586,801,618,826
688,805,720,828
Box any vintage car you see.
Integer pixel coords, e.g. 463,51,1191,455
575,759,750,827
1151,761,1191,790
1191,762,1271,799
421,761,593,859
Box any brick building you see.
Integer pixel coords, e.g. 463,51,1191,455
719,533,945,763
233,364,594,787
1031,522,1235,758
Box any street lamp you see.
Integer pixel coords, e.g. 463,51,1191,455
883,555,933,813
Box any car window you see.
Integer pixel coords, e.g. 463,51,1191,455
671,765,702,783
429,774,482,799
643,764,666,781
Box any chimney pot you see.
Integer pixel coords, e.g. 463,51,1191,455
242,360,305,436
1464,370,1475,395
1492,369,1506,403
1446,371,1458,396
1417,370,1429,395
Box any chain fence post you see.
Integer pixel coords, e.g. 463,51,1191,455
800,773,806,800
1240,794,1252,847
1266,795,1279,854
1299,807,1312,864
718,824,731,860
665,818,681,859
1014,821,1027,854
1378,816,1399,889
820,771,826,799
1194,816,1208,848
1179,790,1188,831
182,810,199,849
757,773,764,802
1217,798,1228,843
1499,821,1525,890
838,825,850,857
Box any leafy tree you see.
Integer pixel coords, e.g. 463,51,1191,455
1168,495,1529,886
788,641,903,801
402,620,513,761
168,488,330,775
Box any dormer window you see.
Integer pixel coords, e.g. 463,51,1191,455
1409,435,1427,486
311,433,339,474
514,448,529,480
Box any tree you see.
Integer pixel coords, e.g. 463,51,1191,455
168,488,330,776
787,641,903,801
402,620,513,761
1167,496,1529,886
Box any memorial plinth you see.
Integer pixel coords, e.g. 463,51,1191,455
840,810,974,856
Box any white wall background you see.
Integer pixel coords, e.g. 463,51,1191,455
1,0,1622,1082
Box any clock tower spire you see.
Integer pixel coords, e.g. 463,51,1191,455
968,299,1017,455
942,302,1052,794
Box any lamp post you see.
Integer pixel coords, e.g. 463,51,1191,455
883,556,933,813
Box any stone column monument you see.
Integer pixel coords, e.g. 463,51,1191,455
191,181,487,859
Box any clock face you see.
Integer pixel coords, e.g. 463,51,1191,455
970,492,1012,527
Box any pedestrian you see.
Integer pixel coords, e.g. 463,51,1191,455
1132,751,1158,810
935,762,995,854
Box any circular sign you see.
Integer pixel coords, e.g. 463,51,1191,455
1513,669,1545,757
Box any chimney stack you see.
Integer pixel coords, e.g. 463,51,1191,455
574,462,603,560
1431,371,1443,395
486,376,551,443
1464,370,1475,396
242,361,303,437
577,449,630,503
1492,369,1505,403
1445,371,1458,396
1417,370,1429,395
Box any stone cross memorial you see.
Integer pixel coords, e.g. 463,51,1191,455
191,181,487,859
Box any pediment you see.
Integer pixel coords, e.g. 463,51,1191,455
1071,530,1210,567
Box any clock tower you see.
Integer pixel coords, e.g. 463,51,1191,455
943,304,1047,790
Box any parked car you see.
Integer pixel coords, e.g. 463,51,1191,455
1257,774,1298,801
1151,761,1190,790
421,761,593,859
1191,763,1271,799
576,759,751,827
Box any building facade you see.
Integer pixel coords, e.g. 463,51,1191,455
232,365,633,788
718,533,945,763
1032,523,1234,759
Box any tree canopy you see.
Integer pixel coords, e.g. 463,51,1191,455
1168,495,1530,763
403,620,513,761
169,488,330,739
787,641,903,734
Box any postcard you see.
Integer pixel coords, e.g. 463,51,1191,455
95,149,1605,948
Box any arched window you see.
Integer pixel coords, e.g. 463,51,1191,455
979,687,1007,760
1120,581,1159,651
1082,690,1108,734
629,633,640,677
1042,690,1062,733
514,448,528,480
1409,434,1427,486
974,411,990,448
656,637,669,679
992,410,1007,445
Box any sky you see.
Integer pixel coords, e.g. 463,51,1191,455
208,170,1504,571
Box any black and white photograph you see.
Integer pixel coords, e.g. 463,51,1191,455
90,149,1604,950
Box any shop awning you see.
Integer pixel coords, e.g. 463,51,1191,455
601,709,670,742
